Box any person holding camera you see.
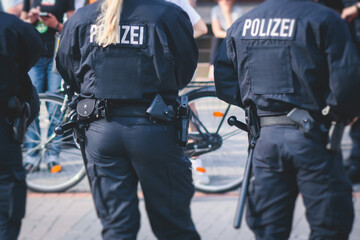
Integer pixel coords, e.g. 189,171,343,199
22,0,74,173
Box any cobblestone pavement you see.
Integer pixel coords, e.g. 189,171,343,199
19,186,360,240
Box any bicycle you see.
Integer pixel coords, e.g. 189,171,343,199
23,92,86,192
23,81,250,193
183,82,248,193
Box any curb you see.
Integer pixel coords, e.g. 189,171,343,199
27,191,360,198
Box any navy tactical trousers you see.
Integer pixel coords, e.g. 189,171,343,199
84,117,200,240
246,125,354,240
0,121,27,240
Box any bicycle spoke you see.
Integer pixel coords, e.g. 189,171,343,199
190,110,210,134
222,129,244,141
60,149,82,157
48,104,59,125
27,125,42,139
215,105,231,134
23,144,43,156
49,135,73,145
24,139,42,144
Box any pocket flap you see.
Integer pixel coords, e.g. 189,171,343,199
248,46,294,94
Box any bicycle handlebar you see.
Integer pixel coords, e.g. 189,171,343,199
228,116,248,132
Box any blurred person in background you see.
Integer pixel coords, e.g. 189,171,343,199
166,0,209,185
167,0,208,38
208,0,242,80
75,0,84,10
22,0,74,174
84,0,96,5
20,0,30,20
1,0,23,16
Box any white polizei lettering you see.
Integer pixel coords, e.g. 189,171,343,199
130,26,139,44
241,18,296,39
288,19,295,37
89,24,145,45
139,26,144,44
259,19,266,37
242,19,252,36
270,18,281,37
280,18,290,37
121,25,130,44
90,24,97,43
251,19,260,36
266,19,273,36
116,26,121,43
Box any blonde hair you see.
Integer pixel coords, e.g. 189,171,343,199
96,0,123,47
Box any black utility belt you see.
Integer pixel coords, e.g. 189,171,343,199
260,108,315,132
259,108,343,152
76,99,151,119
109,104,149,118
75,95,189,146
260,115,296,127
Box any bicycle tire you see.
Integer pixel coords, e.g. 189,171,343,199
24,93,86,193
185,87,248,193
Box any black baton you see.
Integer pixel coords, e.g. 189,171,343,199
228,104,260,229
233,137,255,229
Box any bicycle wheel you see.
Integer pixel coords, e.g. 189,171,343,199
23,93,86,192
185,87,248,193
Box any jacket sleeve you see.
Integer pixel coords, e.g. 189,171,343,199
323,15,360,117
214,36,243,108
164,7,199,89
17,22,44,73
56,19,81,93
17,22,44,108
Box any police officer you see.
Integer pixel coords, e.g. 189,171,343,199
0,10,43,240
214,0,360,239
56,0,200,239
341,0,360,183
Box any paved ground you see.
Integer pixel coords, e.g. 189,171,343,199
19,184,360,240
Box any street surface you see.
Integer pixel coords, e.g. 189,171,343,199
19,188,360,240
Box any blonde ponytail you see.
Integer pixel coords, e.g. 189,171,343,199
96,0,123,47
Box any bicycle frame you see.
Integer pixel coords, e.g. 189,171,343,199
184,86,244,158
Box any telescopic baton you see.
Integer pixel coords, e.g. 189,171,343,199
228,105,260,229
233,136,255,229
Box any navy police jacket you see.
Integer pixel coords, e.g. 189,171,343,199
214,0,360,118
0,12,43,120
56,0,198,103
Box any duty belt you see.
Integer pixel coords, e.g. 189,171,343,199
260,115,296,127
109,103,149,117
259,108,316,137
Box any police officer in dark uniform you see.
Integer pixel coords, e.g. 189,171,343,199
341,0,360,183
0,10,43,240
214,0,360,239
56,0,200,239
